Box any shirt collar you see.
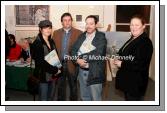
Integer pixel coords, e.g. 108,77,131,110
86,30,96,41
63,27,72,34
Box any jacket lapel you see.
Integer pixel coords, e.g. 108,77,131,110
68,28,75,52
120,33,144,55
77,33,86,50
92,31,98,47
55,29,64,57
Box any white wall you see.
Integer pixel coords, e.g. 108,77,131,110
5,5,15,35
149,5,155,81
100,5,116,31
50,5,68,30
5,5,115,42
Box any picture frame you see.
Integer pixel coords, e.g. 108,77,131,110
68,5,104,29
15,5,49,26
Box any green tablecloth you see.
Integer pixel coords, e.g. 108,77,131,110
5,65,32,91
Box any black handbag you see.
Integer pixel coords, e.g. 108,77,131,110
27,61,40,96
27,73,39,95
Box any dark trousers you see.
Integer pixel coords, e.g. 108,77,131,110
124,92,144,101
57,62,78,101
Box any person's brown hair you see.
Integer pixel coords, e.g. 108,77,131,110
131,14,146,25
85,15,98,25
61,12,73,22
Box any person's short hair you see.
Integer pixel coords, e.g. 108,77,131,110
61,12,73,22
131,14,146,25
85,15,98,25
8,34,15,41
19,38,29,44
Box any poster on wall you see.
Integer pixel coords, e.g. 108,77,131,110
15,5,49,26
69,5,104,31
105,31,131,55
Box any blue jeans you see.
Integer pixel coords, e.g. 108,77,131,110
78,68,102,101
39,81,56,101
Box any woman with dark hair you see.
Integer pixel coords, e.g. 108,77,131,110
32,20,60,101
5,29,10,59
114,15,153,101
7,34,21,61
5,29,10,100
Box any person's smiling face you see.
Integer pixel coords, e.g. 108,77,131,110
85,18,96,34
130,18,145,38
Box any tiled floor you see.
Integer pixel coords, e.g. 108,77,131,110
5,78,155,101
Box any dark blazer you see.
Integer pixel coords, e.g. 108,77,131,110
20,49,30,61
5,29,10,58
32,34,58,83
115,32,153,96
71,30,107,85
53,27,82,75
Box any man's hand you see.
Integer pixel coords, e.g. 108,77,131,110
76,59,87,68
20,58,24,63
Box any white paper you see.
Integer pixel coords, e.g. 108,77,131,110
78,43,96,55
6,60,30,67
44,50,62,68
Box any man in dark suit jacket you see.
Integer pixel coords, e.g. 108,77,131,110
71,15,107,101
53,13,82,101
20,39,31,63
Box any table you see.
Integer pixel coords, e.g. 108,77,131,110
5,65,32,91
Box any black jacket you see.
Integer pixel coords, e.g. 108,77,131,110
115,32,153,96
5,29,10,58
32,34,58,83
71,30,107,85
20,48,31,61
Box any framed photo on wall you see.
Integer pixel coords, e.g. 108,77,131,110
15,5,49,26
68,5,104,30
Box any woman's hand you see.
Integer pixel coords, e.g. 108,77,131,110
56,69,61,75
114,59,122,68
26,57,31,63
53,69,61,76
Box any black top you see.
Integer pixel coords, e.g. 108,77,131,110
115,32,153,96
20,49,31,61
32,34,58,82
5,29,10,58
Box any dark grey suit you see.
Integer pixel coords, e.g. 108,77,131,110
71,30,107,85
